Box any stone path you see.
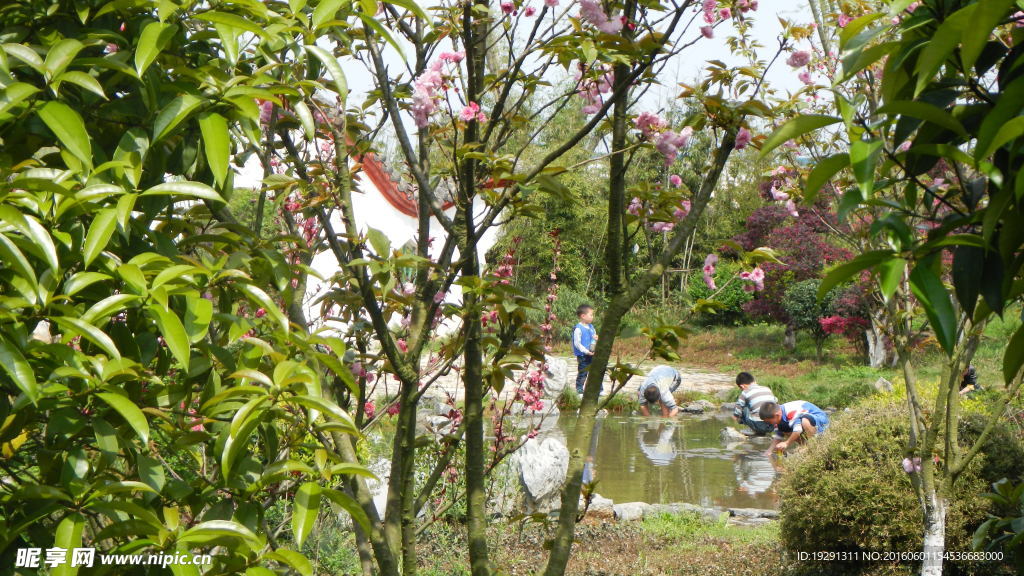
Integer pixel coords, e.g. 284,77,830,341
366,357,736,404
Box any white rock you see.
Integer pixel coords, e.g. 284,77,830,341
544,357,569,397
874,377,894,393
613,502,649,521
515,437,569,513
720,427,747,443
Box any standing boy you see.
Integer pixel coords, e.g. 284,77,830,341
573,304,598,394
732,372,777,436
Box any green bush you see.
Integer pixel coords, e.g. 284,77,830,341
778,400,990,567
688,260,754,326
958,413,1024,485
782,279,837,358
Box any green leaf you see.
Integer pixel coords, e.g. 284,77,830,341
83,209,118,267
221,414,261,478
184,296,213,343
293,100,316,140
148,304,191,371
0,232,39,302
38,101,92,169
385,0,429,20
914,7,974,96
153,93,203,142
306,45,348,102
0,336,39,403
179,520,261,544
760,115,841,157
44,38,84,79
908,262,958,355
292,483,321,548
1003,323,1024,383
64,271,111,296
54,71,107,99
96,392,150,444
366,227,391,256
51,316,122,359
322,487,371,532
803,153,848,205
961,0,1017,71
194,11,268,39
134,21,177,75
313,0,347,29
978,116,1024,160
265,550,313,576
953,246,983,319
198,112,230,187
239,283,289,334
877,101,969,140
876,258,906,303
82,294,139,326
51,514,85,576
215,23,240,66
850,139,883,198
0,82,40,115
142,181,223,202
289,395,357,433
820,250,895,298
2,43,44,74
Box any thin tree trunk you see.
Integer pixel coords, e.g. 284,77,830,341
921,491,947,576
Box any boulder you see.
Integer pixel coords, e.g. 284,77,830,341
544,357,569,397
582,494,615,518
681,400,715,414
720,427,748,443
874,377,894,393
728,507,779,519
515,437,569,514
613,502,649,521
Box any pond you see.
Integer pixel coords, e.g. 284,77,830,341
550,414,780,510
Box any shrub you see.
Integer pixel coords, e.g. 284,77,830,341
688,259,754,326
778,399,990,567
958,413,1024,485
782,279,837,359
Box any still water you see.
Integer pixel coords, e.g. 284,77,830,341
552,414,780,510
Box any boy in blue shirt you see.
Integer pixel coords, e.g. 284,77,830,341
572,304,598,394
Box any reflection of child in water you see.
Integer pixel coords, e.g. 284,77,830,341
638,423,677,466
733,454,776,496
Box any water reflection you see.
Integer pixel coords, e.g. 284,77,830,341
555,415,779,509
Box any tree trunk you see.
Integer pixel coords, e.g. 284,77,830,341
921,490,947,576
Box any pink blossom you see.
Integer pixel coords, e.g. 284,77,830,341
736,0,757,12
1013,11,1024,27
786,50,811,68
255,308,267,318
902,457,922,474
258,99,274,125
700,26,714,38
906,1,921,12
545,0,557,6
837,13,852,27
412,60,446,127
397,338,408,353
703,274,717,290
798,71,813,85
434,291,446,303
649,221,674,233
655,127,693,165
634,111,668,139
785,198,799,217
525,6,536,16
460,101,481,122
386,403,400,416
501,1,515,14
669,174,682,187
673,200,691,220
735,127,752,150
702,0,716,12
718,7,731,19
580,0,622,33
439,51,466,62
627,197,643,216
896,141,912,153
104,43,119,54
364,401,376,419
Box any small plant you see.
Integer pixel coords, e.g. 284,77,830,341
973,479,1024,573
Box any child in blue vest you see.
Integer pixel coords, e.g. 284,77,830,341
572,304,598,394
759,400,830,456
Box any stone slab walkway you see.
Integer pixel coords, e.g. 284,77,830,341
366,357,736,404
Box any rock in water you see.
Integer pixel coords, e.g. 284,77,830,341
720,427,747,443
544,357,568,397
515,437,569,513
